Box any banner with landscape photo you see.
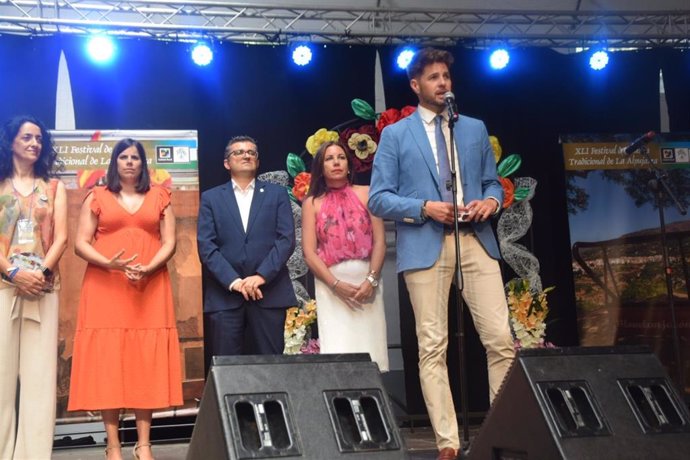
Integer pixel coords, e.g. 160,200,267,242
563,133,690,389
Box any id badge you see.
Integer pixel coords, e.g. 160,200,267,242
16,218,35,244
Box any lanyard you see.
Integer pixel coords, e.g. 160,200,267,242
10,178,37,220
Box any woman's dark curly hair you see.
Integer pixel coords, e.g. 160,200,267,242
0,115,59,181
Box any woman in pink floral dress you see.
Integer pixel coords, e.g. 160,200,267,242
302,141,388,371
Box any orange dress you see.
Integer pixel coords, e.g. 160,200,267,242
68,186,183,410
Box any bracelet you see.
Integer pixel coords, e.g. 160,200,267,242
420,200,428,221
331,279,340,290
7,266,19,281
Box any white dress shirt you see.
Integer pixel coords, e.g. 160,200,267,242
232,178,255,232
228,178,255,291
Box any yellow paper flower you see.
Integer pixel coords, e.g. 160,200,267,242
490,135,502,163
306,128,340,156
347,133,377,159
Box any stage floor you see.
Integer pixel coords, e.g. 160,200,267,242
51,425,480,459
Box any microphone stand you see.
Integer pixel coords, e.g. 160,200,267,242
636,145,687,393
446,110,471,452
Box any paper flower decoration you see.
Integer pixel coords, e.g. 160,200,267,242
376,106,416,134
347,133,377,160
292,171,311,202
490,135,503,163
306,128,340,156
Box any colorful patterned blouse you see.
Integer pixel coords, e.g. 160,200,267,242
0,177,60,290
315,185,373,267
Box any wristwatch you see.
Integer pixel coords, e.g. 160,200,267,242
41,266,53,278
366,273,379,287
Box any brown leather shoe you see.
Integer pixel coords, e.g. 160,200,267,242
437,447,458,460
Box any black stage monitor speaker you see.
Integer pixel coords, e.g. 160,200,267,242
468,346,690,460
187,354,407,460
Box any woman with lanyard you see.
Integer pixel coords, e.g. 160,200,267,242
0,115,68,460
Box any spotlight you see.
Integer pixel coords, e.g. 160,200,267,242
292,45,313,66
589,50,609,70
192,43,213,66
86,35,116,64
396,48,416,70
489,48,510,70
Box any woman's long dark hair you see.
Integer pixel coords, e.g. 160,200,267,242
0,115,59,181
105,138,151,193
306,141,355,200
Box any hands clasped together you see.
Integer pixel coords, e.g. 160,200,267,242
12,269,49,297
332,278,375,311
107,249,150,282
232,274,266,301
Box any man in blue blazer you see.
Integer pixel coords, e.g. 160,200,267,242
197,135,297,362
369,48,515,460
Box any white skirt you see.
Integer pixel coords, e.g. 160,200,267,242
315,259,389,372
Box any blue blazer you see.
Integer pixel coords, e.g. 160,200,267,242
369,109,503,273
197,179,297,312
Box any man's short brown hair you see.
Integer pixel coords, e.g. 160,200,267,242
406,47,454,80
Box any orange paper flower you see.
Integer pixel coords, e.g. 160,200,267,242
292,172,311,201
499,176,515,209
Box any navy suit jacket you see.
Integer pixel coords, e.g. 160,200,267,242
369,109,503,273
197,179,297,312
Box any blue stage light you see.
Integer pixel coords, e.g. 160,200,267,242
292,45,313,66
396,48,416,70
590,50,609,70
489,49,510,70
86,35,116,64
192,43,213,66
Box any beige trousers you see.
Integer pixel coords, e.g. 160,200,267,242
0,289,58,460
404,230,515,451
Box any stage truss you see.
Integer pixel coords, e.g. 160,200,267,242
0,1,688,49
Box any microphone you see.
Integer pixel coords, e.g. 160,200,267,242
624,131,655,155
444,91,459,122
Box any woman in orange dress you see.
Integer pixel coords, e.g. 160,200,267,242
68,138,182,460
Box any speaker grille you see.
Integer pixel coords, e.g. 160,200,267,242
619,378,690,434
537,380,612,437
224,393,301,459
324,389,402,453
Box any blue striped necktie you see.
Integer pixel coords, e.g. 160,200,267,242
435,115,454,202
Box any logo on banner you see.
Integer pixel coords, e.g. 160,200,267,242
157,146,173,163
661,147,689,164
173,146,190,163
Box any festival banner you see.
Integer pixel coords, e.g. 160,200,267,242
563,133,690,388
52,130,204,425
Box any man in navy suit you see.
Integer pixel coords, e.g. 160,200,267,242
197,135,297,361
369,48,515,460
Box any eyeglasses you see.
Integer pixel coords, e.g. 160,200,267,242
226,149,258,158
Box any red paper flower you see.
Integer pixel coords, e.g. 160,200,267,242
400,105,416,118
499,176,515,209
376,106,417,134
376,108,401,134
292,172,311,201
